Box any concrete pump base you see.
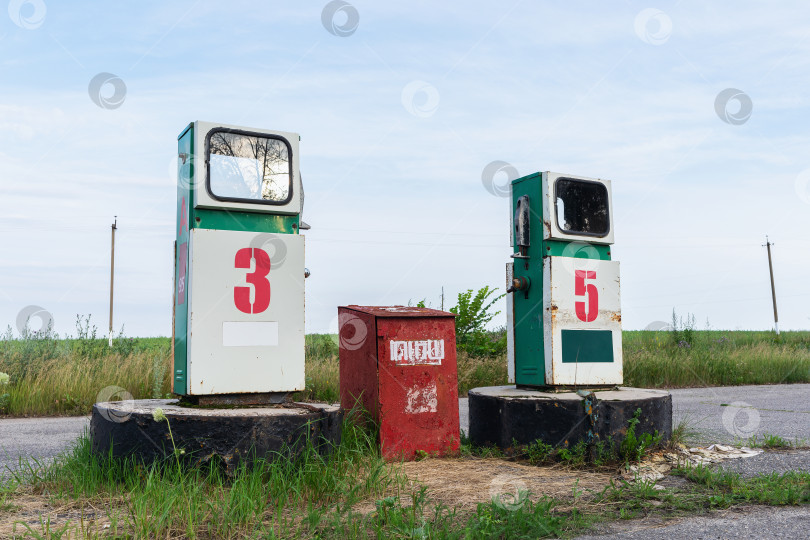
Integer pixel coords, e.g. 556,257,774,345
468,386,671,449
90,399,341,473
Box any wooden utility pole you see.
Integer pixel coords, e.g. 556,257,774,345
109,216,117,346
764,236,779,335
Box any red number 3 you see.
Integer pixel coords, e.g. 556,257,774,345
575,270,598,322
234,248,271,314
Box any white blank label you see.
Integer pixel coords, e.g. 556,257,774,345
222,322,279,347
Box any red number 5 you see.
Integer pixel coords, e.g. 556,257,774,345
234,248,271,314
575,270,598,322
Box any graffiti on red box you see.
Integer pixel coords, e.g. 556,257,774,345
389,339,445,365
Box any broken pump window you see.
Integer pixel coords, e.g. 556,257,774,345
554,178,610,237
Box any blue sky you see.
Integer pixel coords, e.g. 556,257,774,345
2,1,810,337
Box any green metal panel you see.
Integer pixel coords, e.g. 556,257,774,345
173,124,193,394
511,172,613,387
191,208,298,234
511,174,545,386
543,240,611,259
561,330,614,363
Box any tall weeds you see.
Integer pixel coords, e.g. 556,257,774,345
2,323,809,417
0,315,170,416
623,330,810,387
8,416,407,538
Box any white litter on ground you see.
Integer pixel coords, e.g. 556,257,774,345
622,444,763,483
684,444,763,465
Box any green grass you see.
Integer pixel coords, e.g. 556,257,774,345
673,464,810,506
2,327,810,417
3,424,810,538
623,330,810,387
3,417,409,538
744,432,807,449
562,464,810,527
0,418,582,539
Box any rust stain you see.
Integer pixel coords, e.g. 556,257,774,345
609,311,622,323
550,304,558,311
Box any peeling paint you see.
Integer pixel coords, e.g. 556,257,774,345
405,382,438,414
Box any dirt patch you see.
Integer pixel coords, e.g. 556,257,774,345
0,489,115,538
400,456,615,511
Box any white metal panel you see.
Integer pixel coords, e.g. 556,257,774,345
541,171,615,245
193,120,302,215
187,228,305,394
506,262,515,384
543,256,622,385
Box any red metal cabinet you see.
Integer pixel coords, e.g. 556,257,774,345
338,306,460,460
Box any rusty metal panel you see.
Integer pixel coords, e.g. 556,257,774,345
338,306,460,461
342,305,455,318
338,307,379,418
377,316,460,460
543,257,623,386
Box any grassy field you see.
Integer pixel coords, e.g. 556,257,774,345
1,327,809,536
0,419,808,538
0,330,171,416
1,328,809,417
272,330,810,403
623,330,810,387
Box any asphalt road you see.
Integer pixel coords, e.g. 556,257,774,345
0,415,89,478
574,505,810,539
2,384,809,538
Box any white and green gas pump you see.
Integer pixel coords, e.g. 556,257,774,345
173,121,308,400
506,172,622,388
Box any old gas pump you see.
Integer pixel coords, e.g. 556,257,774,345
506,172,622,388
173,121,309,402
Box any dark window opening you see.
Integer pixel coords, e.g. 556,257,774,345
555,178,610,237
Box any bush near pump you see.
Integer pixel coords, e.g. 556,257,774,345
450,286,507,358
0,371,10,413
